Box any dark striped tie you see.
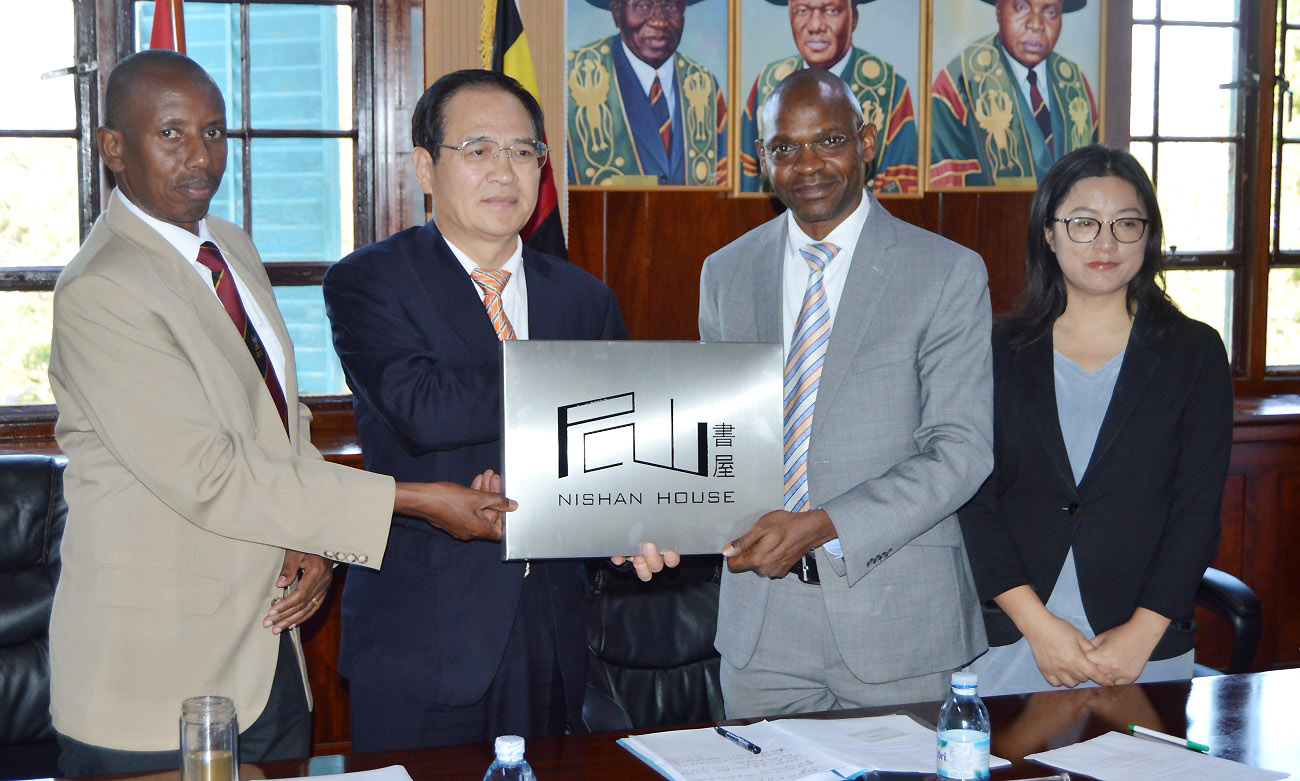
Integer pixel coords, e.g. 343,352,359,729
196,242,289,434
1027,68,1054,156
650,75,671,154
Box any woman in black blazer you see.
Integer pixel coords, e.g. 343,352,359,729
959,145,1233,695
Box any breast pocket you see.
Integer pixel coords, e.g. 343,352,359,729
850,339,915,375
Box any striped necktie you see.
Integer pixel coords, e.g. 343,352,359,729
471,268,517,341
649,75,671,154
783,241,839,514
195,241,289,434
1027,68,1054,156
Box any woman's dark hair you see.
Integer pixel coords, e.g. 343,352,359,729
1002,144,1178,348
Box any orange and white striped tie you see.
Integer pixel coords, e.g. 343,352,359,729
471,268,517,341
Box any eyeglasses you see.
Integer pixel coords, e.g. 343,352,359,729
437,139,549,169
624,0,686,20
1047,216,1150,244
761,124,864,165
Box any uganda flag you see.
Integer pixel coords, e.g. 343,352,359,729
149,0,186,53
483,0,568,259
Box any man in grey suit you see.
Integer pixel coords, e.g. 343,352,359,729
699,68,992,717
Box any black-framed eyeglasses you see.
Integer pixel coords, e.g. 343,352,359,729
1047,216,1150,244
437,139,549,169
624,0,686,20
760,122,865,165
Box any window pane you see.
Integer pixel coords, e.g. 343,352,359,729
0,291,54,404
274,286,348,395
251,139,353,261
1164,269,1233,355
1161,0,1240,23
207,143,246,229
1129,141,1153,179
1282,24,1300,142
1157,25,1240,138
250,4,352,131
0,0,75,130
1267,267,1300,366
1130,25,1155,137
1288,3,1300,25
0,138,80,267
135,3,244,127
1133,0,1156,21
1277,144,1300,251
1155,142,1236,252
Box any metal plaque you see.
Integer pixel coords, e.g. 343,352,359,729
501,340,783,559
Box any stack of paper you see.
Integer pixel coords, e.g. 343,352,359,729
619,715,1011,781
1025,731,1289,781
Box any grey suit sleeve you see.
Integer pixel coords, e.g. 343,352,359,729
698,255,722,341
822,250,994,587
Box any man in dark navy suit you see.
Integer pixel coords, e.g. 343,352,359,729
323,70,673,750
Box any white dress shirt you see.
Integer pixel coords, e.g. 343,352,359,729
116,190,289,389
781,191,871,557
446,236,530,340
622,39,677,124
1003,49,1055,117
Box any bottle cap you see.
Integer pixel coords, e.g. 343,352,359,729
495,735,525,762
952,671,978,689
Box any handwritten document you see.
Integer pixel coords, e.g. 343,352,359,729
1025,731,1289,781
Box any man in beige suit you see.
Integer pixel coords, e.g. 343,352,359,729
46,50,512,776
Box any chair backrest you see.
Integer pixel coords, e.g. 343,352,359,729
583,557,725,731
0,455,67,760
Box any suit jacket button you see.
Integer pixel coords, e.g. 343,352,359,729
1067,502,1081,516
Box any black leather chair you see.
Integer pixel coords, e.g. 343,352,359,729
0,454,66,781
581,557,725,732
1194,566,1262,676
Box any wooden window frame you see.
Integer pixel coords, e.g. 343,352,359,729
0,0,421,444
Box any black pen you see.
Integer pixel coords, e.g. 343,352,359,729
714,726,762,754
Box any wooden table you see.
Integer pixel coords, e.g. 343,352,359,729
76,669,1300,780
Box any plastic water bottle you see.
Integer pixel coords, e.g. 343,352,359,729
936,671,990,780
483,735,536,781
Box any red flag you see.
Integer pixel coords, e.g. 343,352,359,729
149,0,186,53
485,0,567,259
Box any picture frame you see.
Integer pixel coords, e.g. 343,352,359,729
733,0,926,198
564,0,733,191
926,0,1105,191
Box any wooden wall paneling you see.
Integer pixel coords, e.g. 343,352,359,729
1276,471,1300,666
1196,474,1247,671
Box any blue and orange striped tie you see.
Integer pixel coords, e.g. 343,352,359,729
471,268,517,341
650,75,671,154
783,241,838,513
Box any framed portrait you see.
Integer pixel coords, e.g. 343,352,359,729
565,0,732,190
927,0,1105,191
733,0,925,198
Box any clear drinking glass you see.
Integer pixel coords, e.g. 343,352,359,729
180,696,239,781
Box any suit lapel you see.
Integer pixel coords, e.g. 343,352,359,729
1014,334,1077,490
1079,314,1158,490
407,222,500,349
810,198,892,436
522,250,566,339
754,220,785,345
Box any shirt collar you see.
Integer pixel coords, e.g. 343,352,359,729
621,38,677,98
115,189,215,262
999,39,1047,100
800,48,855,82
785,189,871,259
446,235,525,283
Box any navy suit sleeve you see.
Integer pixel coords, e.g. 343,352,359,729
323,258,502,456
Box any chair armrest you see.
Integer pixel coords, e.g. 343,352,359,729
1197,567,1262,674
